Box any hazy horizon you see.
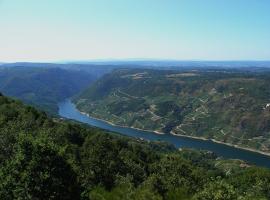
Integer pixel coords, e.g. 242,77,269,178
1,59,270,65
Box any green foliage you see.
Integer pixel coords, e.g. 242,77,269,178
149,154,208,194
89,176,163,200
0,67,94,114
165,187,191,200
193,179,237,200
75,69,270,153
1,94,270,199
80,133,159,190
0,134,80,200
227,167,270,199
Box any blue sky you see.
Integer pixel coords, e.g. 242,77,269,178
0,0,269,62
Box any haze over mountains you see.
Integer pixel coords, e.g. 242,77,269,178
2,60,270,67
1,60,270,199
1,0,270,198
1,61,270,154
0,66,95,114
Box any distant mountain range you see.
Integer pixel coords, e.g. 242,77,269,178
1,62,270,152
2,60,270,67
1,62,270,198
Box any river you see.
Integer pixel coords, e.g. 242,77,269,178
58,99,270,168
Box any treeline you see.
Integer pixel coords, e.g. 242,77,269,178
0,93,270,199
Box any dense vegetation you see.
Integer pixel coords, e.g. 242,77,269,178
75,68,270,154
1,92,270,199
0,67,94,114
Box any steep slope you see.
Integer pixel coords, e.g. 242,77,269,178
0,67,95,114
2,93,270,199
74,68,270,153
1,93,270,199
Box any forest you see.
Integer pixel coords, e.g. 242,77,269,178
0,66,95,114
1,92,270,199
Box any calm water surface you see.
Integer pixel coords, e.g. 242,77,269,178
59,99,270,168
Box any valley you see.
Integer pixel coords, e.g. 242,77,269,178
1,92,270,199
0,66,95,114
2,0,270,198
74,68,270,154
59,99,270,167
1,63,270,199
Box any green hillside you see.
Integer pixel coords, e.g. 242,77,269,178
0,67,94,114
1,92,270,199
75,68,270,154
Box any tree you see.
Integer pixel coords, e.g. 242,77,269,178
194,179,237,200
0,134,80,200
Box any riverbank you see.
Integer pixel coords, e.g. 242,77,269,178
78,107,270,157
170,131,270,157
210,138,270,157
59,99,270,167
79,110,165,135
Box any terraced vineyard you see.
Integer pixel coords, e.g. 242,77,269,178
74,68,270,153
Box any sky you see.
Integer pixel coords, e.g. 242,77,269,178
0,0,269,62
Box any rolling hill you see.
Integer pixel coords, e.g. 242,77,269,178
74,68,270,154
0,67,95,114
